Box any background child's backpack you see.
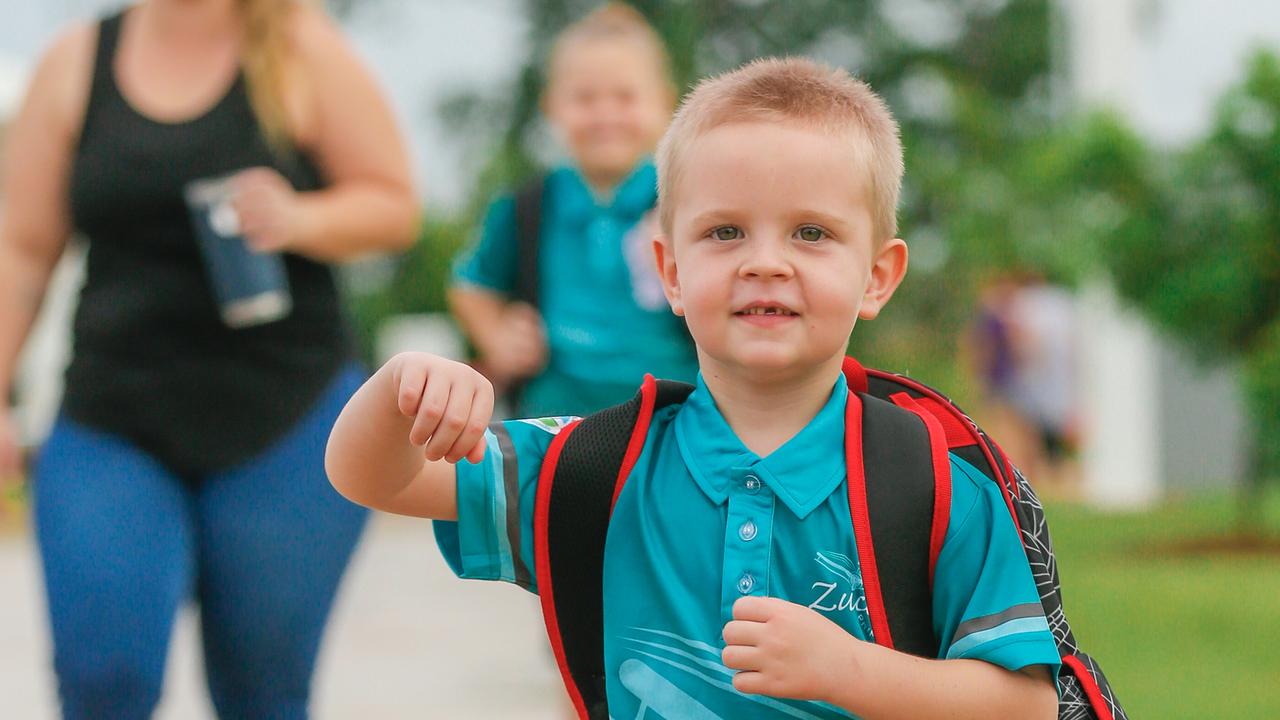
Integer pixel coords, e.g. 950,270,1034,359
501,174,692,407
533,356,1127,720
510,174,548,311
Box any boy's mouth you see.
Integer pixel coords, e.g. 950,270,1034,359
734,302,799,317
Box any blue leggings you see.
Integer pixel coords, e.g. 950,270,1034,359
33,367,369,720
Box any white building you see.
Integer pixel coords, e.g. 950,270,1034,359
1065,0,1277,506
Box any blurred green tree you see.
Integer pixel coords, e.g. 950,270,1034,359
1099,52,1280,522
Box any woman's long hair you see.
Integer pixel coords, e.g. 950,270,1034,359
238,0,300,150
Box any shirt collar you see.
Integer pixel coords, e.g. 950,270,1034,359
557,159,657,226
673,373,849,519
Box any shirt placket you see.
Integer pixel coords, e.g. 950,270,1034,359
720,465,777,623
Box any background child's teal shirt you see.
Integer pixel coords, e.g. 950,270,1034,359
434,375,1061,719
451,161,698,416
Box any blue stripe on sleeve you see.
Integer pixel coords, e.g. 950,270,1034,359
946,615,1053,659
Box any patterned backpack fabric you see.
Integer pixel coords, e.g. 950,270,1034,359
535,357,1127,720
860,360,1127,720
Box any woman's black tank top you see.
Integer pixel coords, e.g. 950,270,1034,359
64,11,354,476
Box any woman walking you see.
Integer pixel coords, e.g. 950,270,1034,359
0,0,417,716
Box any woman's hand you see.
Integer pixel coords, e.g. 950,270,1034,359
0,409,24,491
231,167,308,253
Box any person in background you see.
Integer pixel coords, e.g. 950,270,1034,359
1008,273,1080,488
0,0,417,717
964,272,1080,492
449,3,698,418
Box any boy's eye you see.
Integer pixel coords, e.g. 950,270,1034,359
797,226,826,243
712,226,742,242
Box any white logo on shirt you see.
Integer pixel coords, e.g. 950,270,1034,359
808,551,869,615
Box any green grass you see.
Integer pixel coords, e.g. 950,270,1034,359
1043,490,1280,719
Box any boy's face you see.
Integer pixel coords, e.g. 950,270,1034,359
655,121,908,380
544,39,673,184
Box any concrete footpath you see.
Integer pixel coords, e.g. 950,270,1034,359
0,513,571,719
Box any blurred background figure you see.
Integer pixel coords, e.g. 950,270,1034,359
1007,273,1079,489
448,2,697,418
966,272,1082,494
967,270,1080,491
963,275,1036,480
0,0,416,717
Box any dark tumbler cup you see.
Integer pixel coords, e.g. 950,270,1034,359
184,173,292,328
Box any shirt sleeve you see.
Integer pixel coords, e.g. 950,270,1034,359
432,416,578,593
931,454,1061,678
450,194,519,294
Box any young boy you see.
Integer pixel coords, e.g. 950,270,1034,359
449,4,698,418
327,58,1060,719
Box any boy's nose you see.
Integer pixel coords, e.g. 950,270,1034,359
739,240,794,279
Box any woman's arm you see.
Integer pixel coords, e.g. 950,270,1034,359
238,5,418,262
0,25,93,480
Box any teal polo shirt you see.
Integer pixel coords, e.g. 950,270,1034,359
451,160,698,417
434,375,1061,719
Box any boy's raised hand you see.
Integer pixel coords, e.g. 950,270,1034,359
392,352,494,464
722,596,861,703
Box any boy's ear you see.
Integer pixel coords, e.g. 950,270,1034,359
858,238,909,321
652,234,684,317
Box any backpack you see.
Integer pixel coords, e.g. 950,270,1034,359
504,174,693,410
511,174,548,311
532,356,1127,720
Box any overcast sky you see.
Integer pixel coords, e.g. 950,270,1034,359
0,0,528,209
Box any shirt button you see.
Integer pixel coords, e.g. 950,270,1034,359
738,520,758,542
744,475,762,493
737,573,755,594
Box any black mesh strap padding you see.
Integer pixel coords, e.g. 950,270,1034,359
858,393,939,658
513,174,545,308
546,380,693,719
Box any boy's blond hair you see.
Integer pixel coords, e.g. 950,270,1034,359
657,57,903,241
548,3,674,90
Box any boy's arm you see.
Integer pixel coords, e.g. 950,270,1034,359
447,287,547,385
447,194,546,385
722,597,1056,720
325,352,493,519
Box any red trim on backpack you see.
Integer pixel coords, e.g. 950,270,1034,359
843,391,895,648
866,369,1023,538
533,419,589,720
610,375,658,513
914,396,975,449
842,356,870,394
889,392,953,587
1061,654,1116,720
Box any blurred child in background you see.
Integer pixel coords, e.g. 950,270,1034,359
448,3,697,417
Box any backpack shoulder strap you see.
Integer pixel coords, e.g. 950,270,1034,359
513,173,547,308
534,375,693,720
846,390,946,658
